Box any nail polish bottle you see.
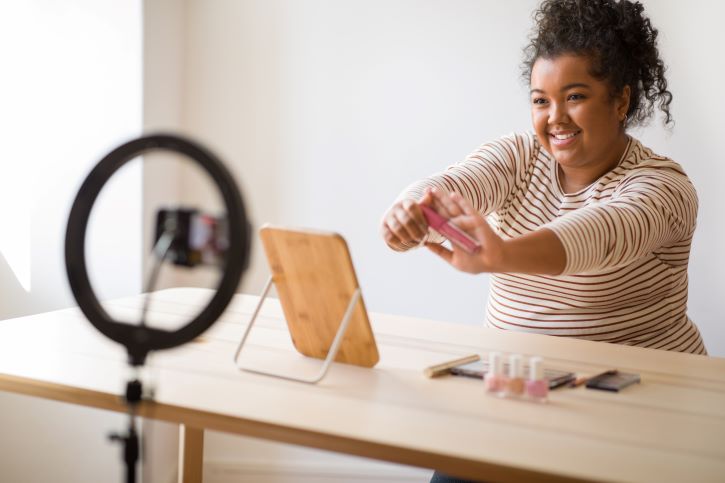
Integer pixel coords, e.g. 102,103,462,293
504,354,525,398
526,356,549,402
484,352,505,394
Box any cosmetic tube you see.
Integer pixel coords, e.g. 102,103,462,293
504,354,525,397
484,352,505,394
525,356,549,402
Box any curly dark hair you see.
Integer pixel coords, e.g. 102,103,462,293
522,0,673,128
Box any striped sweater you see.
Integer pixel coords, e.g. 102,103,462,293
401,132,706,354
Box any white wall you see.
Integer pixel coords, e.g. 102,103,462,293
0,1,145,482
0,0,144,317
176,0,724,356
146,0,724,480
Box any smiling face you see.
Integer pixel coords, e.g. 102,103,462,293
530,54,630,190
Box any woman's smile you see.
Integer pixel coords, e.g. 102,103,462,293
549,129,581,148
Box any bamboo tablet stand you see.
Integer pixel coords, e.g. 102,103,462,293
233,226,379,383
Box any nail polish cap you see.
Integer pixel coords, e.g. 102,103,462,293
488,352,502,376
529,356,544,380
508,354,523,378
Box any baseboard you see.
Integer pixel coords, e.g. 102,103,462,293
204,460,432,483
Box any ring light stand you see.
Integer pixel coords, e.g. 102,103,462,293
65,134,250,483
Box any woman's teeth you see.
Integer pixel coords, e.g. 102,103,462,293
552,132,579,140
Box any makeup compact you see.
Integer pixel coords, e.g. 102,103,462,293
585,370,641,392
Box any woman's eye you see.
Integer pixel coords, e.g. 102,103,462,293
531,97,547,105
567,93,585,101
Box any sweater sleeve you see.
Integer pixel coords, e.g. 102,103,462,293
545,166,698,275
395,132,533,216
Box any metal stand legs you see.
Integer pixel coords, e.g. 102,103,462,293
233,276,361,384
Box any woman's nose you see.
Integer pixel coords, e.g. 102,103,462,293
548,102,569,125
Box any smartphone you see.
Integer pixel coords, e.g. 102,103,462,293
450,361,576,389
155,208,229,267
420,205,481,254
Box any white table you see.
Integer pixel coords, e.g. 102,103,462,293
0,288,724,482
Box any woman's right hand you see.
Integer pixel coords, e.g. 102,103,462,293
380,191,433,251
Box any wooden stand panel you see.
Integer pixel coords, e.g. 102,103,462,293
260,226,379,367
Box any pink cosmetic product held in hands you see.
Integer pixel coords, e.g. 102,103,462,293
419,204,481,254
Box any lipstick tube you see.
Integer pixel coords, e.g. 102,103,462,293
420,204,481,254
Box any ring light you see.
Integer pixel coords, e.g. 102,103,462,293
65,133,251,367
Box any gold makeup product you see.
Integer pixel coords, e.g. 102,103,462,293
570,375,589,387
424,354,480,378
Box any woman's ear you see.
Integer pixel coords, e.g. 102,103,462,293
618,85,631,120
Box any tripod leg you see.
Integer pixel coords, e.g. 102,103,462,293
126,426,138,483
109,420,139,483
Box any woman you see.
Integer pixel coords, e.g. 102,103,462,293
382,0,707,376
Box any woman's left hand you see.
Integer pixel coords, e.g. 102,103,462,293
424,188,506,274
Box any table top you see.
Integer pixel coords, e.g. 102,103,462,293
0,287,723,482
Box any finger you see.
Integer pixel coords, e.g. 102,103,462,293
419,189,434,207
425,241,453,263
389,206,426,241
450,215,480,232
450,192,477,217
395,205,427,240
429,187,455,219
402,198,428,233
384,215,409,243
381,223,406,250
451,212,495,240
433,187,464,218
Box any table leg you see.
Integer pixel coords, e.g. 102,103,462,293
178,424,204,483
